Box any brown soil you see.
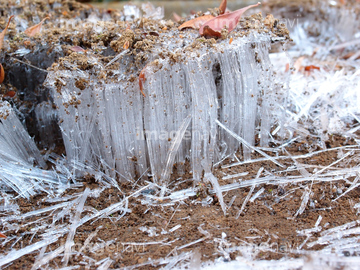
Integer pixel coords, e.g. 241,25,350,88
1,134,360,269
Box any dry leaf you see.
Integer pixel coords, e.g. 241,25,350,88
172,12,182,23
0,15,14,51
0,63,4,84
219,0,227,15
0,232,6,238
229,37,233,44
24,16,50,37
304,65,320,71
4,90,16,98
178,14,215,30
199,2,261,37
202,25,222,37
70,46,85,52
139,67,146,97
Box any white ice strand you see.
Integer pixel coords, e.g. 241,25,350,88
0,236,59,267
63,188,90,266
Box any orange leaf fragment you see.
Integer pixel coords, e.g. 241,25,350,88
4,90,16,98
23,40,31,47
0,63,4,84
304,65,320,71
200,2,261,37
24,16,50,37
106,8,119,14
0,15,14,51
229,37,233,44
219,0,227,15
139,68,146,97
0,232,6,238
285,63,290,72
123,40,130,50
178,14,215,30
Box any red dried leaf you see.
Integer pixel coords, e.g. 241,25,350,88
0,63,4,84
70,46,85,52
24,16,50,37
0,15,14,51
202,25,222,37
304,65,320,71
139,68,146,97
199,2,261,37
106,8,119,14
4,90,16,98
178,14,215,30
0,232,6,238
219,0,227,15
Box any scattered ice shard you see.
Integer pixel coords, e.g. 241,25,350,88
0,236,59,267
123,5,141,21
63,188,90,266
0,102,45,168
142,2,164,20
0,102,67,198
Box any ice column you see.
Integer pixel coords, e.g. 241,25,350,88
45,33,278,183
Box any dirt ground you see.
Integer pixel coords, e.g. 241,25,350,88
1,133,360,269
